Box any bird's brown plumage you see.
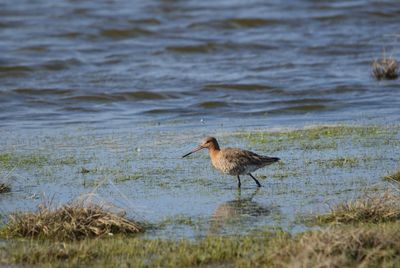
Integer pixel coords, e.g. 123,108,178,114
183,136,280,187
212,148,279,176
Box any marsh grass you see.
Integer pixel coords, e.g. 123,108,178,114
1,223,399,267
3,191,400,267
1,202,143,240
269,223,400,268
0,183,11,193
372,57,398,80
384,170,400,182
314,191,400,224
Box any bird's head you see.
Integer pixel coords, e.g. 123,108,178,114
182,136,219,158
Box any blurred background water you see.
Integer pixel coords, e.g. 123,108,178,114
1,0,399,130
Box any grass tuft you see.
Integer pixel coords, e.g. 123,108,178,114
1,202,144,240
384,170,400,182
270,223,400,268
0,183,11,193
315,191,400,224
372,57,398,80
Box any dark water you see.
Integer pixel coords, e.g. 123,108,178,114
1,0,399,129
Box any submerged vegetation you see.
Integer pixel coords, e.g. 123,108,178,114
236,124,397,153
316,157,359,168
0,152,77,169
1,202,143,241
240,125,383,142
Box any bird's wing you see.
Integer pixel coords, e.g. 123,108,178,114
223,148,279,166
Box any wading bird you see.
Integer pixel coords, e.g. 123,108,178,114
182,137,280,188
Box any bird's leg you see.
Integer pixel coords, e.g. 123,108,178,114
249,173,262,187
237,175,241,188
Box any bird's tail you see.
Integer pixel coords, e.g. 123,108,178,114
262,156,280,164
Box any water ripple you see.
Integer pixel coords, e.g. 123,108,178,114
99,28,153,39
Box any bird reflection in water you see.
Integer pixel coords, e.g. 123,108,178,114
210,188,272,234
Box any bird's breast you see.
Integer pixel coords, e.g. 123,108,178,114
211,153,245,175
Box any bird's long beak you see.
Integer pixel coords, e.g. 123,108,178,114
182,145,204,158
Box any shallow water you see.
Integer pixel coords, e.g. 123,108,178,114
1,124,399,238
1,0,400,238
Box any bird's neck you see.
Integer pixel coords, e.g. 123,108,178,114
208,145,220,158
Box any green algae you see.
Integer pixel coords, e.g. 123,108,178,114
236,125,399,152
0,153,78,169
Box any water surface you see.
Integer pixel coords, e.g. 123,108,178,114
1,0,399,129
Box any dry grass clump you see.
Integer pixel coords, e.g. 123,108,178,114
269,223,400,268
315,191,400,224
384,170,400,182
0,183,11,193
2,202,143,240
372,57,398,80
